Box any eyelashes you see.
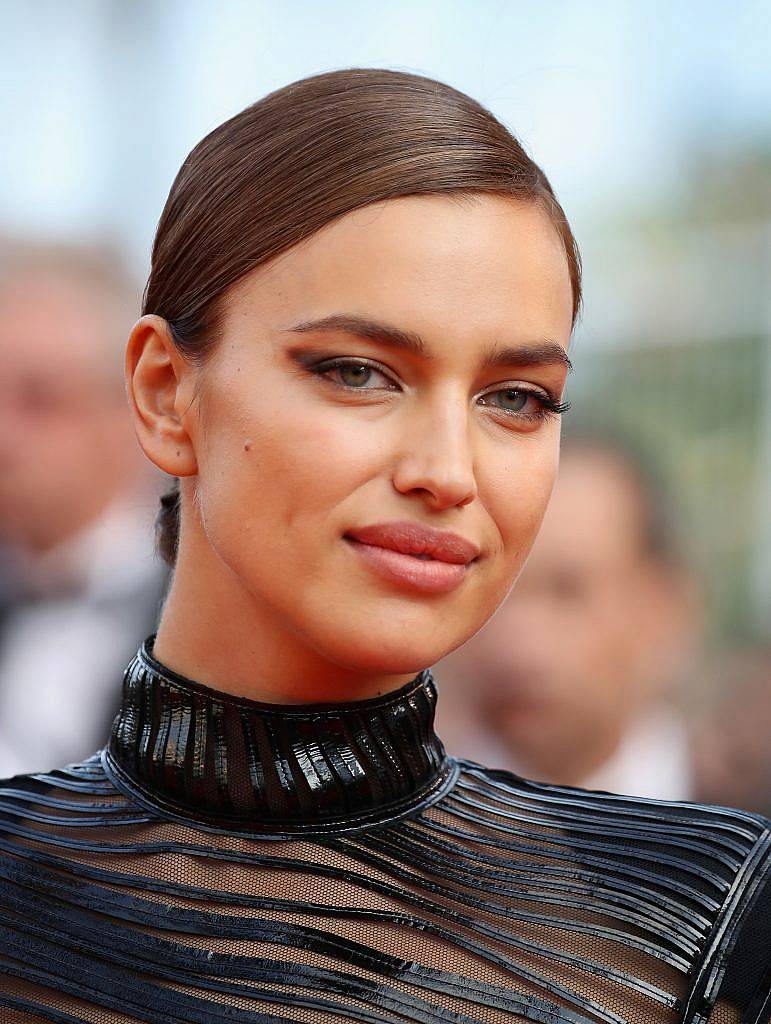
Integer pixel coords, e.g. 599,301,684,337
479,388,571,422
308,356,571,425
314,359,396,392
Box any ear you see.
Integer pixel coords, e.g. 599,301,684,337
124,314,199,477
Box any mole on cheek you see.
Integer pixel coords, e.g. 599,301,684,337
243,440,253,452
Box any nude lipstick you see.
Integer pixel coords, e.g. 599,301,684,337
344,520,480,595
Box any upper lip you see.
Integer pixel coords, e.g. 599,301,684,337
345,520,481,565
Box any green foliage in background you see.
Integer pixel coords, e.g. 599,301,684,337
567,140,771,647
566,334,767,644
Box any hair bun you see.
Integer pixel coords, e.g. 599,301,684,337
156,479,181,566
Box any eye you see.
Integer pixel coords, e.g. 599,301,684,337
310,357,399,391
483,388,530,414
478,386,570,424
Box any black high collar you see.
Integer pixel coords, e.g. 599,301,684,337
102,635,458,838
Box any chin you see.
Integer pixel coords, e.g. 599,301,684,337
307,576,468,649
316,625,458,677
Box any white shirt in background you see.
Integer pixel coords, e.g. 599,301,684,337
0,498,165,778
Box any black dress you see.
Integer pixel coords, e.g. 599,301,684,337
0,635,769,1024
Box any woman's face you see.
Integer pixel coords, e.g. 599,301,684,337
172,194,573,677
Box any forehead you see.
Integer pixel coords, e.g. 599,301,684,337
227,193,574,353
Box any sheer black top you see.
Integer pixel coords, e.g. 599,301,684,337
0,635,769,1023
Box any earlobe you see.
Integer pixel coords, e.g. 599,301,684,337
124,314,199,477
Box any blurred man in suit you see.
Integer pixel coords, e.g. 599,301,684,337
0,239,168,776
436,433,702,800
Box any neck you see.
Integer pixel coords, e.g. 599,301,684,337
154,516,421,705
103,634,457,836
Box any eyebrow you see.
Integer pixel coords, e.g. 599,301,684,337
284,313,572,373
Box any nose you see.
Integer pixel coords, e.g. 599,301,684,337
391,391,478,510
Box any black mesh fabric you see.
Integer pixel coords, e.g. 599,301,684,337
0,638,769,1024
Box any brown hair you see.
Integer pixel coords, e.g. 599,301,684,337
144,67,582,566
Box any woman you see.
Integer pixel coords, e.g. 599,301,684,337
0,68,768,1024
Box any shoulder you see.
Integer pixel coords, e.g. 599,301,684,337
449,757,771,1023
455,755,771,830
452,755,771,887
0,749,126,851
0,750,110,795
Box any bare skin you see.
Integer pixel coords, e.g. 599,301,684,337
125,194,573,703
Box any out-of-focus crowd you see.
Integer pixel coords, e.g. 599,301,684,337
0,238,169,776
0,238,769,815
435,438,771,815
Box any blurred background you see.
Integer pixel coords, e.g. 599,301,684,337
0,0,769,812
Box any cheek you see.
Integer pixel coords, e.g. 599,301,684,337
194,392,383,540
484,434,560,566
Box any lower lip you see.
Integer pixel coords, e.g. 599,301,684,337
344,538,471,594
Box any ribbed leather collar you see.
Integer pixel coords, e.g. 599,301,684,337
102,635,458,837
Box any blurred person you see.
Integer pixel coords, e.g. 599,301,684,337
436,432,702,800
691,646,771,816
0,239,168,776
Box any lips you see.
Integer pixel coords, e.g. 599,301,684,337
343,521,481,595
344,521,480,565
